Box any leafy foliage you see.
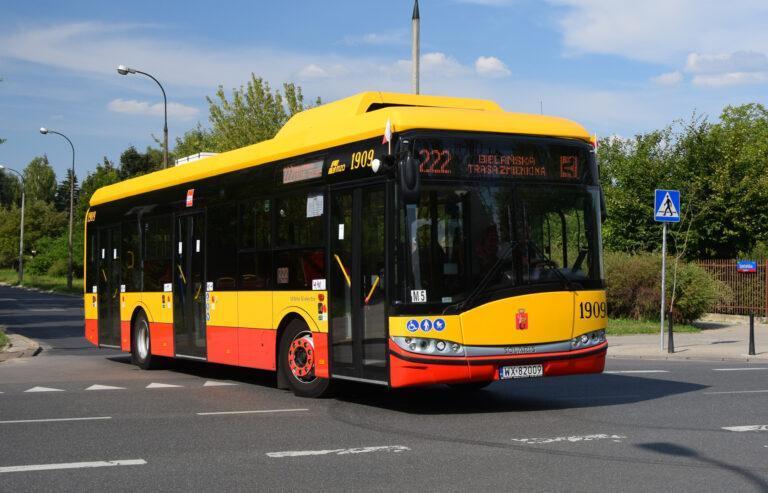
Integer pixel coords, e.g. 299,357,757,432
23,155,57,203
174,75,319,155
119,146,163,179
599,104,768,259
605,252,728,322
54,168,79,212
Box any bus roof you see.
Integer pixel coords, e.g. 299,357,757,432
90,91,591,206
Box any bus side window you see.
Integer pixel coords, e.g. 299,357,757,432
274,191,325,289
142,215,172,292
237,199,272,290
209,203,238,291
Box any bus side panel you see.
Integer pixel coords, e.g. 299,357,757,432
120,293,143,352
238,291,274,369
142,292,174,357
206,291,239,365
272,292,329,374
84,293,99,346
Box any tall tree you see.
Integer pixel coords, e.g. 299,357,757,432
0,170,20,207
118,145,162,179
54,168,79,212
23,155,57,204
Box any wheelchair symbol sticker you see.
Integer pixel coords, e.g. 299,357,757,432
406,319,419,332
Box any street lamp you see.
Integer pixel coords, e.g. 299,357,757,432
116,64,169,169
0,165,25,285
39,127,76,290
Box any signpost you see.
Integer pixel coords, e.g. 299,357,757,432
654,189,681,351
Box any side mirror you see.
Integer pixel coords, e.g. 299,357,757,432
399,156,421,204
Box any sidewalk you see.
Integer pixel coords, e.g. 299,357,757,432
608,319,768,362
0,327,41,362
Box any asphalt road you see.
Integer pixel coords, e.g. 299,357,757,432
1,285,768,492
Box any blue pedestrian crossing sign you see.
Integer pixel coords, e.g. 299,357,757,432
654,189,681,223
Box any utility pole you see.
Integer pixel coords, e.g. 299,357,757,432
412,0,420,94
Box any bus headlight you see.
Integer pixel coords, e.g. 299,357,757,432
392,336,464,356
572,330,606,349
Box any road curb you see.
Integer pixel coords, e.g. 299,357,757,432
0,281,81,299
0,326,42,363
608,354,767,363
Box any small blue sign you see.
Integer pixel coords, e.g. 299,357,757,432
406,319,419,332
654,189,681,223
737,260,757,273
433,318,446,332
420,319,433,332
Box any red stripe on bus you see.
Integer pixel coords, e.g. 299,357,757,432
150,322,174,357
237,328,276,370
206,326,239,365
120,321,131,352
84,319,98,346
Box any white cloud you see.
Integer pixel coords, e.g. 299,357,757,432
454,0,516,5
297,63,349,79
651,71,682,86
395,52,471,78
342,31,408,46
684,51,768,87
548,0,768,64
475,56,511,78
107,98,199,120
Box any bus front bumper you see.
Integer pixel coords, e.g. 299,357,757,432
388,340,607,388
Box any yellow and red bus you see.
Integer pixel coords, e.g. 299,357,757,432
84,92,607,397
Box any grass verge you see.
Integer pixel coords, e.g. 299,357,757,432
607,317,700,335
0,328,7,351
0,268,81,296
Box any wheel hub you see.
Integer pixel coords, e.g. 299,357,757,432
288,332,315,383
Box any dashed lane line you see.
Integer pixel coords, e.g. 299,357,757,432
705,390,768,395
713,368,768,371
604,370,669,374
0,459,146,474
511,434,626,445
24,387,64,393
266,446,410,458
723,425,768,432
202,380,238,387
85,385,126,391
0,417,111,425
197,408,309,416
145,382,183,389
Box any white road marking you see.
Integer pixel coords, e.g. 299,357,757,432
197,408,309,416
512,434,626,445
0,459,145,474
85,384,125,391
705,390,768,395
145,382,182,389
27,308,66,312
202,380,238,387
713,368,768,371
24,386,64,393
604,370,669,374
723,425,768,432
0,417,111,425
267,445,410,458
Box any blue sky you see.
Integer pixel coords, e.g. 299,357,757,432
2,0,768,179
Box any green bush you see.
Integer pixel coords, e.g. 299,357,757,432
605,252,728,323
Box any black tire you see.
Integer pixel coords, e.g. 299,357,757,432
448,381,492,392
131,310,159,370
279,318,330,398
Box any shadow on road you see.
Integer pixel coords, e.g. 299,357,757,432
638,442,768,490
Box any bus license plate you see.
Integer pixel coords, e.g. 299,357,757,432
499,364,543,379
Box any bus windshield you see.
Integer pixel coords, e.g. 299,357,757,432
400,183,604,308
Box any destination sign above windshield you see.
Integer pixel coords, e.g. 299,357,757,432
414,136,592,183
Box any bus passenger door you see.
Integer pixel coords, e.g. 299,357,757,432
329,184,388,383
173,212,207,359
97,225,121,348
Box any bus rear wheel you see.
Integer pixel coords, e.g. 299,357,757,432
279,319,330,398
131,311,159,370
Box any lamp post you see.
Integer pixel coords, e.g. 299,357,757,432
0,165,25,285
117,65,169,169
39,127,76,290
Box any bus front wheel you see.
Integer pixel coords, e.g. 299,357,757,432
131,311,159,370
279,319,330,398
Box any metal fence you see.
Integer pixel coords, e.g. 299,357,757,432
696,260,767,316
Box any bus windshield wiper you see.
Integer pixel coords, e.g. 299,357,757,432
525,240,576,291
443,241,518,314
